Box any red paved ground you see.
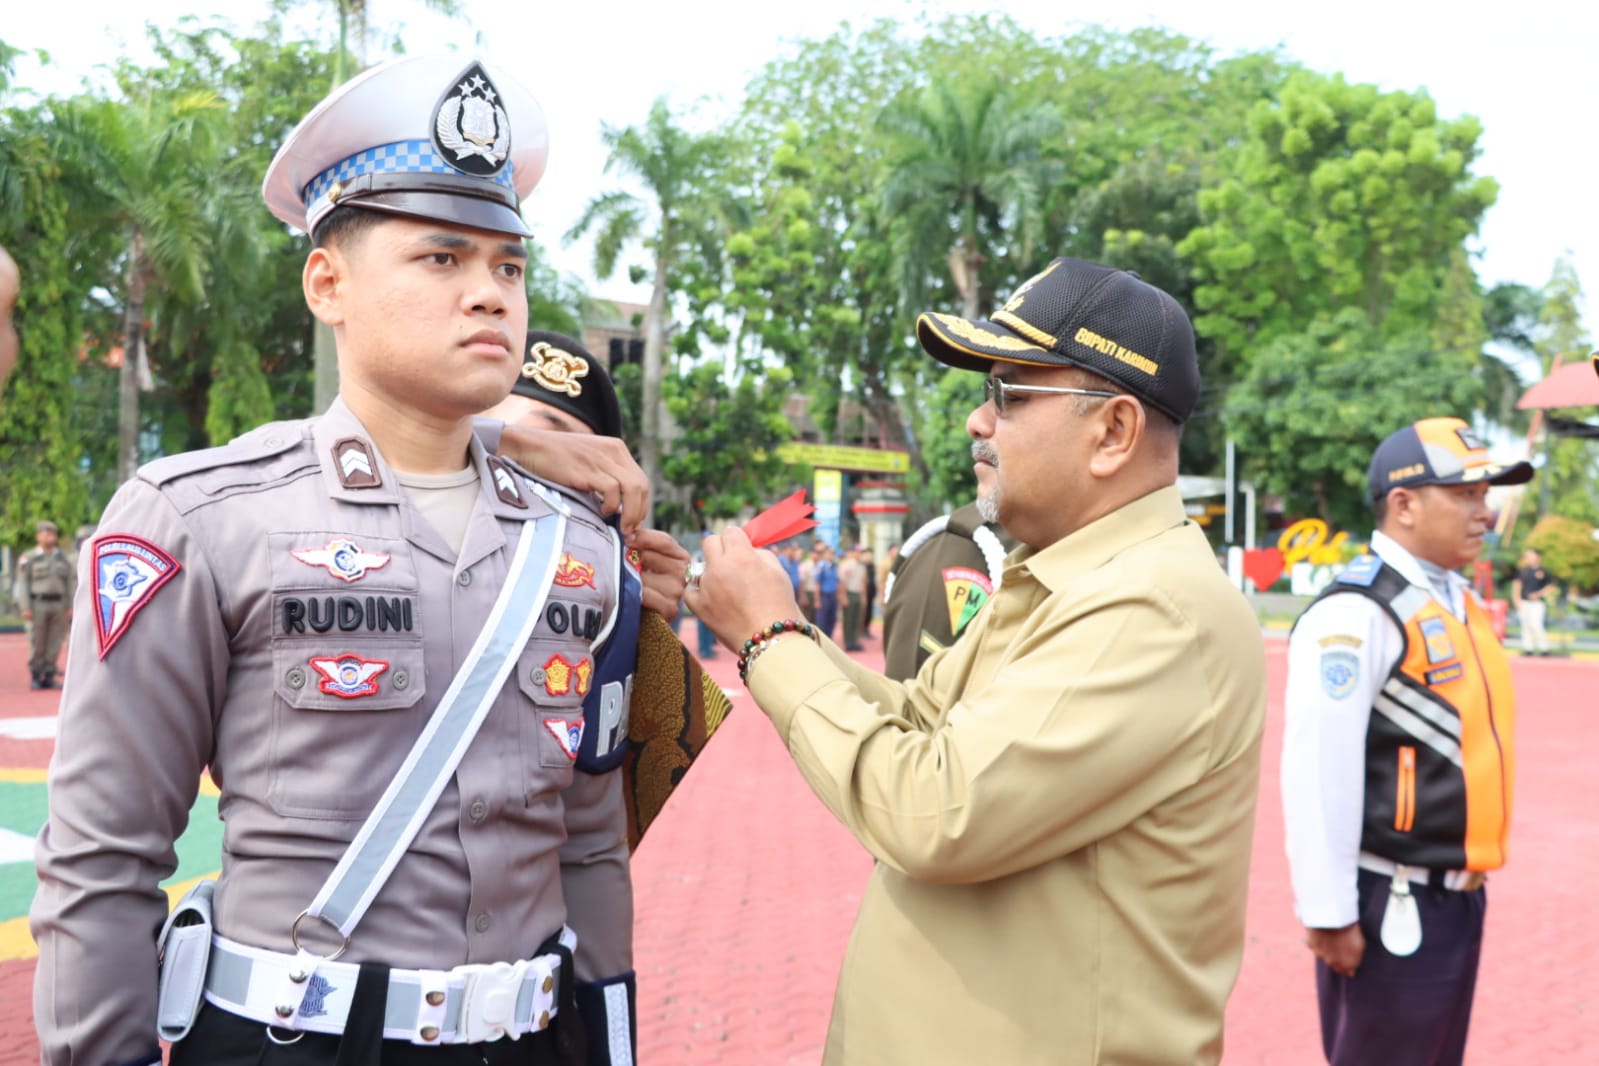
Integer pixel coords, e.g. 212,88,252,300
2,625,1595,1064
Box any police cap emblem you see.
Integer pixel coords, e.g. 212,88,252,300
433,62,511,177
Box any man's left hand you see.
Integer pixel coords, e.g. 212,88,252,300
631,528,690,621
685,527,805,650
497,424,650,538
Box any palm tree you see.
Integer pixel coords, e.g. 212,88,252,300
49,88,249,483
566,97,739,521
877,79,1063,319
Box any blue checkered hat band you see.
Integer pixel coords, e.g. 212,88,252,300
301,139,516,213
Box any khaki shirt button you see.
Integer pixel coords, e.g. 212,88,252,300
474,913,491,933
457,570,472,588
286,668,306,689
393,671,409,690
469,800,488,823
530,667,547,686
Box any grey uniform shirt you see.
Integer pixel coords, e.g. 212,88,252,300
31,399,632,1066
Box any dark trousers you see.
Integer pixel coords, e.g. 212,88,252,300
814,593,838,639
1316,868,1486,1066
27,600,67,677
173,1003,559,1066
842,592,864,650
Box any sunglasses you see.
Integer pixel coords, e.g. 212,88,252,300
982,377,1119,415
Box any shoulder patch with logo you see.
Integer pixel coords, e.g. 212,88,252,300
942,566,994,637
1419,617,1455,664
92,535,182,659
291,538,392,583
543,716,584,761
1320,649,1361,700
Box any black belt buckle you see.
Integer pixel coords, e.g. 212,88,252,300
33,594,63,602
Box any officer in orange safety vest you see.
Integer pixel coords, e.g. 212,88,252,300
1281,417,1533,1065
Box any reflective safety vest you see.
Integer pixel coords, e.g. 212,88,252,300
1311,556,1516,871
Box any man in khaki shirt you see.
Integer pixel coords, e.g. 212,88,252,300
14,518,76,689
689,257,1266,1064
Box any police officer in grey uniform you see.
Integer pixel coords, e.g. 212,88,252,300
14,518,75,689
33,55,638,1066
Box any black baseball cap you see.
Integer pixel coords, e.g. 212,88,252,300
915,257,1200,423
1367,417,1533,501
512,330,623,439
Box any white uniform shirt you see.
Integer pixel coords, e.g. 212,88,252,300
1280,531,1470,927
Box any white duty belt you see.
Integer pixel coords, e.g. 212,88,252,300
212,508,573,1045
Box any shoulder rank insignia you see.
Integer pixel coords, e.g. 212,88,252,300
309,654,389,699
1336,554,1382,588
522,340,589,397
544,716,584,761
291,538,391,583
487,455,528,509
942,566,994,637
332,437,381,490
92,535,182,659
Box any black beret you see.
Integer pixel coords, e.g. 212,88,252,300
511,330,623,439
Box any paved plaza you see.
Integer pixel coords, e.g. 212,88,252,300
1,625,1593,1063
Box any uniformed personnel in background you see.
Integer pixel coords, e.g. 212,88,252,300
485,329,733,851
33,54,659,1066
14,519,75,689
687,256,1267,1064
879,501,1015,681
1281,417,1532,1066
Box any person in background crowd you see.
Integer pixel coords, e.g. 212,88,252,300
838,544,867,651
1282,416,1532,1066
860,547,877,639
1510,547,1555,656
14,519,75,689
811,540,839,639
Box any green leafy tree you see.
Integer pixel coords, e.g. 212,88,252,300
1529,257,1597,525
50,88,241,482
1526,515,1599,593
1181,72,1499,357
1220,309,1482,526
877,77,1062,320
660,363,796,530
0,89,104,546
566,97,742,521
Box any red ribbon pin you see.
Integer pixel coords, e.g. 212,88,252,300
741,489,818,548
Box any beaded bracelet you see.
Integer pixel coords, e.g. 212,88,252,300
737,619,820,682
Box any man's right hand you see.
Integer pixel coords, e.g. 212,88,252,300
1305,922,1365,977
21,608,32,622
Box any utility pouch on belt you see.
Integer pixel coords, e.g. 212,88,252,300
1379,870,1422,957
156,878,216,1042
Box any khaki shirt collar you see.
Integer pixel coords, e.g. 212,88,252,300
1017,484,1189,592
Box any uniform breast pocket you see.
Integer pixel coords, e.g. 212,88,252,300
267,638,428,820
514,637,596,798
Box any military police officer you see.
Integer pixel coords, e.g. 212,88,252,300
14,519,75,689
879,502,1013,681
33,55,639,1066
